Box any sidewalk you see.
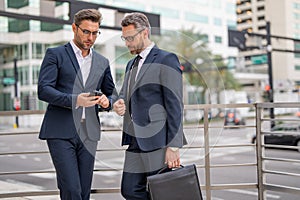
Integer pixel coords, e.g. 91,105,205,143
0,180,59,200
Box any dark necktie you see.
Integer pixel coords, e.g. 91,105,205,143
128,55,141,96
128,55,141,115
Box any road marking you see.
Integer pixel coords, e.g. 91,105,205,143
0,179,44,192
29,172,56,179
19,155,27,159
227,189,280,199
33,157,41,162
181,147,253,163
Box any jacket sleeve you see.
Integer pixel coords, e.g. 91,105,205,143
160,53,185,147
38,48,74,109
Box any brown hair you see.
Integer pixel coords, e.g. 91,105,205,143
121,12,151,30
73,9,103,26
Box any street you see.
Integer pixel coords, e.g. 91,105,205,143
0,121,299,200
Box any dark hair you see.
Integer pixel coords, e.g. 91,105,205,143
73,9,103,26
121,12,151,30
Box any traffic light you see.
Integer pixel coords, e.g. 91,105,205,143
262,84,271,102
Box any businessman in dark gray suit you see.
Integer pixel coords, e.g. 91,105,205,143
113,12,186,200
38,9,115,200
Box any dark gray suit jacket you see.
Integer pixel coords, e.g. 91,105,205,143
119,46,186,151
38,43,115,141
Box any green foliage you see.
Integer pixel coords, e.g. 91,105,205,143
153,27,241,104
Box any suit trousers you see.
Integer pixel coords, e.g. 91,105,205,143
47,121,98,200
121,141,166,200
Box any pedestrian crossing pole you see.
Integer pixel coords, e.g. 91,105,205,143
13,58,19,128
266,22,275,128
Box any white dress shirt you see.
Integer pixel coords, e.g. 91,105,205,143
70,40,93,119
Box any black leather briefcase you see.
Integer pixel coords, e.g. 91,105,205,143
147,164,203,200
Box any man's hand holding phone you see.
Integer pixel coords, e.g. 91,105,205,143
76,92,100,108
76,90,109,108
91,90,110,109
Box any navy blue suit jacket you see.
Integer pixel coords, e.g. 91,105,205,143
38,43,115,141
119,46,186,151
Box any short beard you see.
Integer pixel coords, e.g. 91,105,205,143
130,41,145,55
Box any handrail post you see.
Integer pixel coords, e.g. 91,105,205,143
204,107,211,200
255,103,266,200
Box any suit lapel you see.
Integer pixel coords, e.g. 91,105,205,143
64,43,84,86
85,53,105,89
135,47,158,84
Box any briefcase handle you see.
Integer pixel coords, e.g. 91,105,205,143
156,165,184,174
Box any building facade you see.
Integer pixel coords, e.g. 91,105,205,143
236,0,300,102
0,0,237,111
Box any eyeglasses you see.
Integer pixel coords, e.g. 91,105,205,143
76,24,101,36
121,29,144,42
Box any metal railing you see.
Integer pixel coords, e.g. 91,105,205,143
0,102,299,199
255,102,300,199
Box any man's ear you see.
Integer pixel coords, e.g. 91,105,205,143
144,28,150,39
72,23,77,33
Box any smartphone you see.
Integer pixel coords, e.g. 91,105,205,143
89,90,103,97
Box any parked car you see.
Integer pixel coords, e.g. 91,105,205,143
251,123,300,152
224,109,246,126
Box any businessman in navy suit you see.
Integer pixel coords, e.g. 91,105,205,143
113,12,186,200
38,9,115,200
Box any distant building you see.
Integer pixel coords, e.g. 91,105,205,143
236,0,300,101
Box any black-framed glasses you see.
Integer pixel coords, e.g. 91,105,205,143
121,29,144,42
76,24,101,36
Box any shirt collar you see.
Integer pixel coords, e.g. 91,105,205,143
70,40,93,58
139,42,155,60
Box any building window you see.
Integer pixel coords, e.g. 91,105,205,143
214,18,222,26
15,44,29,61
8,0,29,8
227,20,236,30
185,13,208,24
19,66,29,86
257,6,265,11
295,65,300,70
32,43,44,59
0,92,12,111
41,22,64,32
8,19,30,33
258,16,265,21
295,23,300,30
32,66,40,84
202,34,209,43
215,36,222,44
294,13,300,20
294,42,300,58
226,2,236,14
294,3,300,9
152,7,179,19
